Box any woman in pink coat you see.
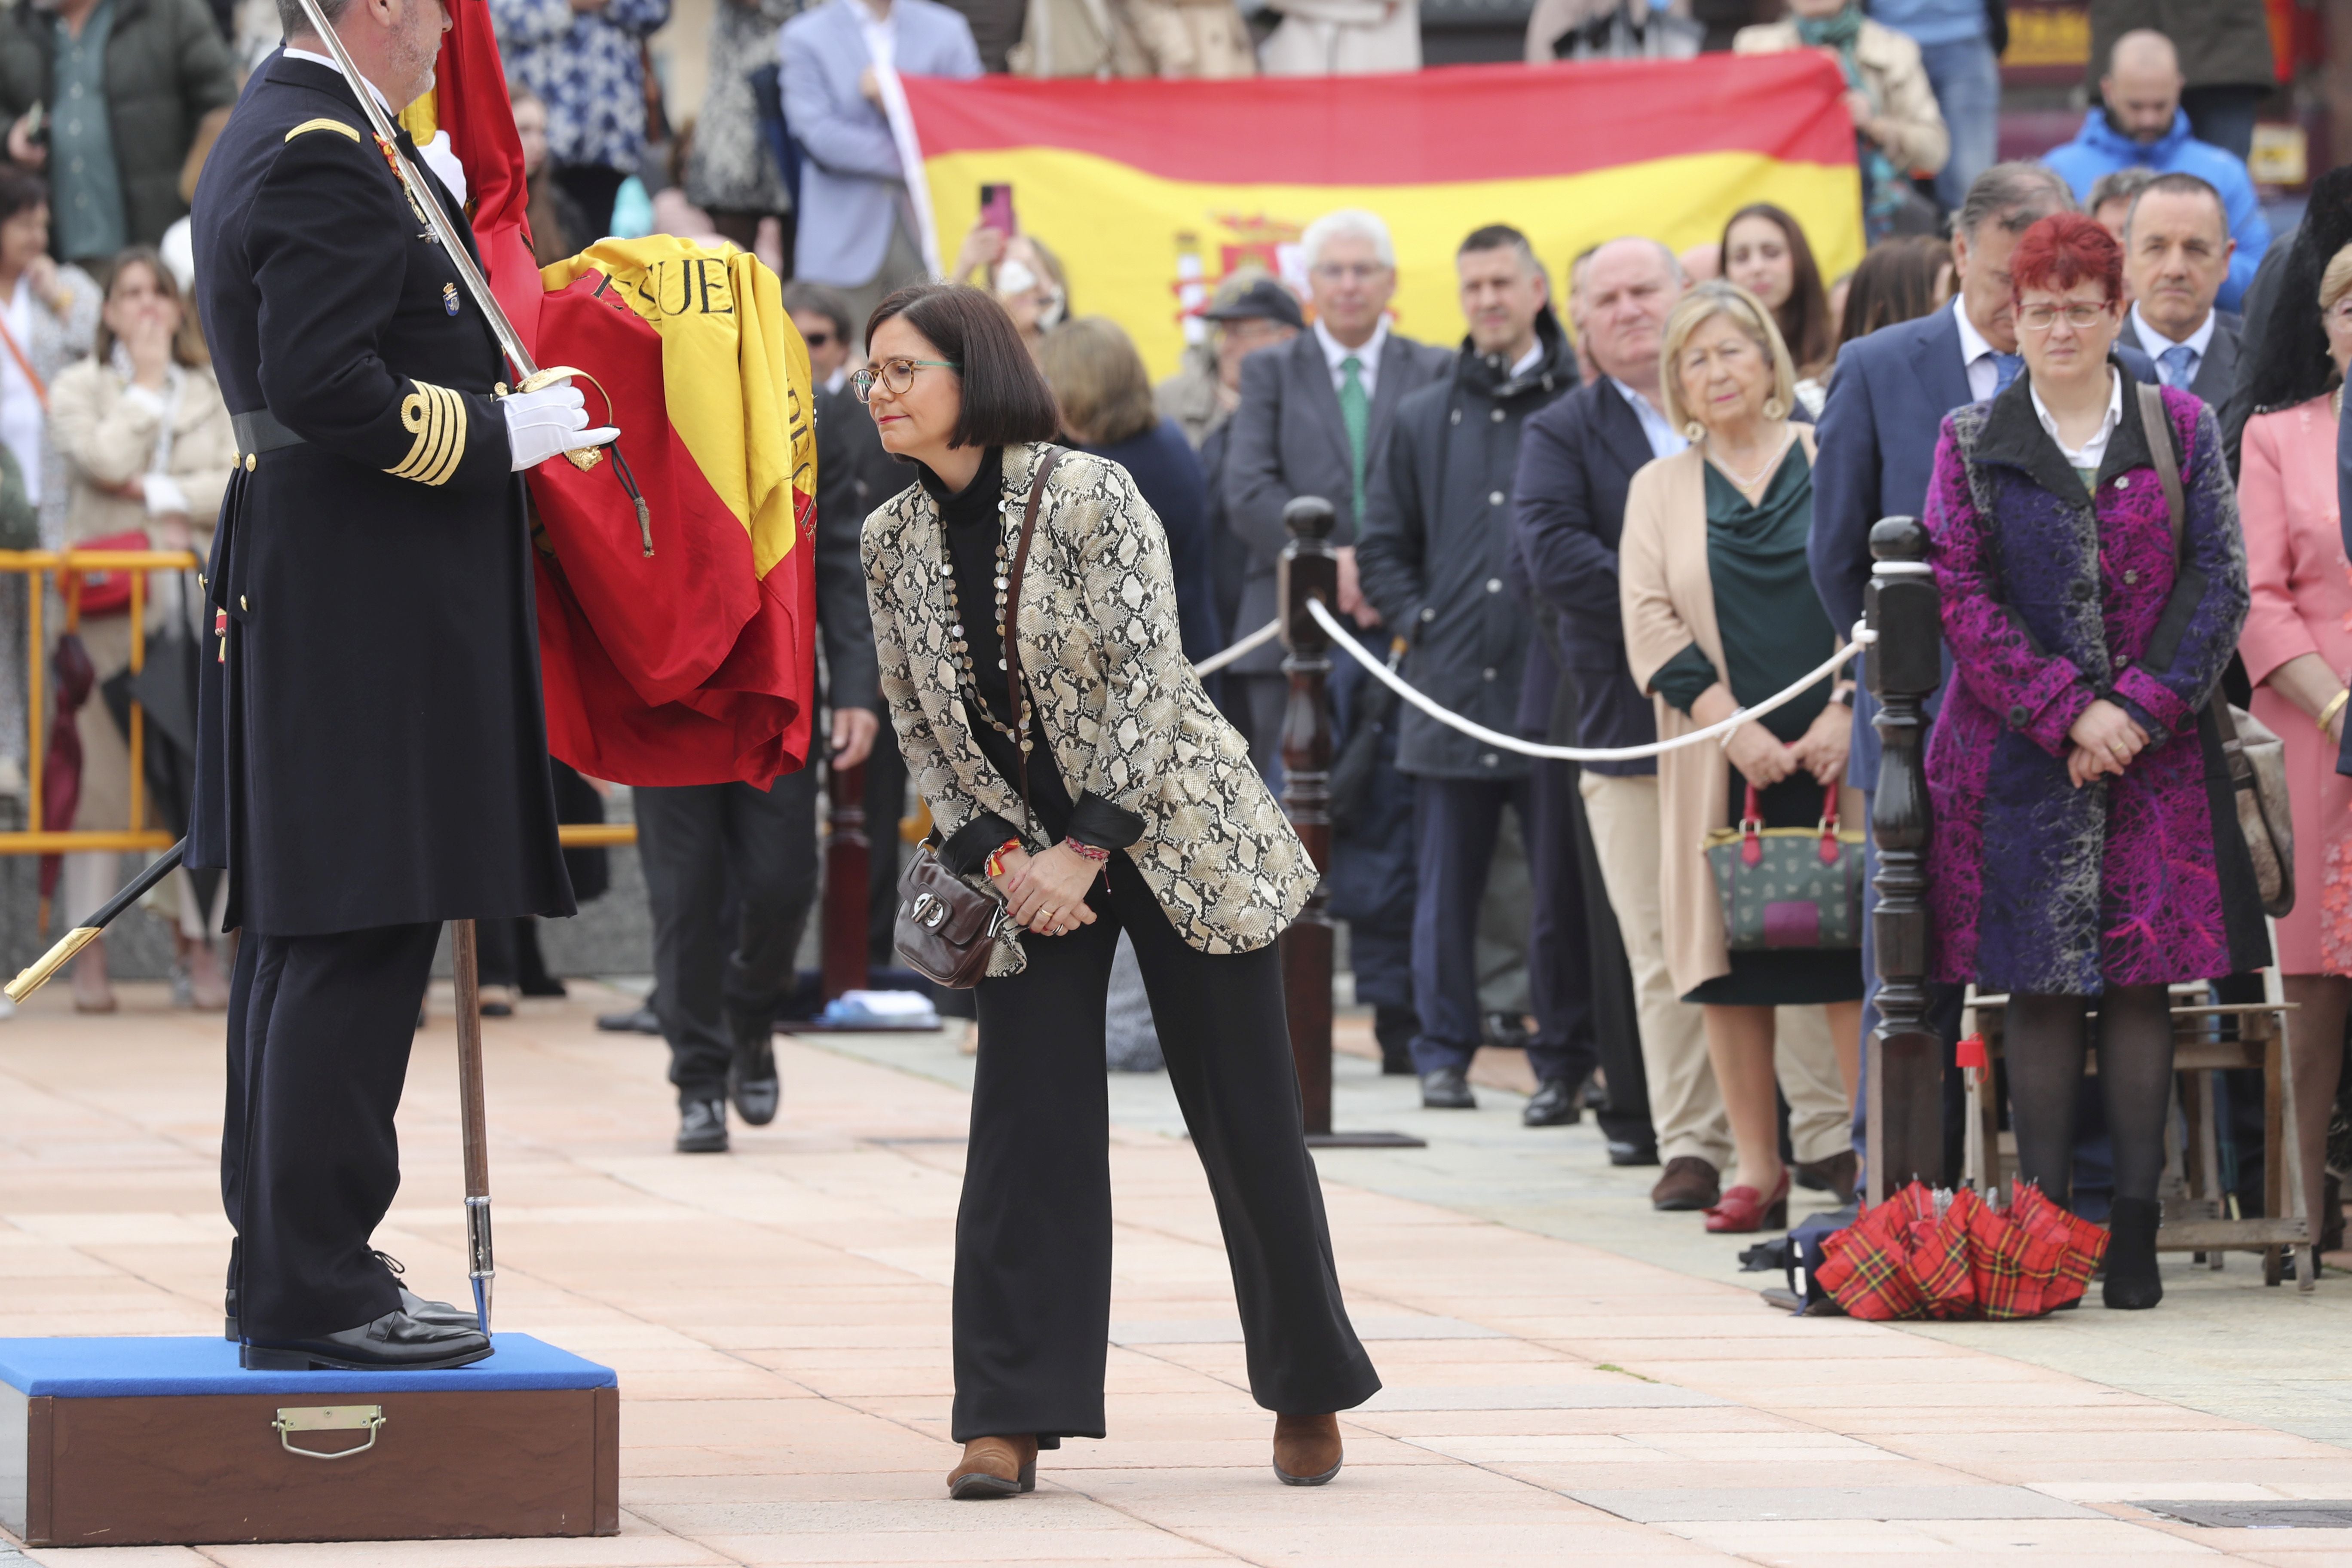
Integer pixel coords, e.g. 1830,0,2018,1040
2237,239,2352,1246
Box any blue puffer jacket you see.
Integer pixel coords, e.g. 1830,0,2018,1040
2042,109,2269,310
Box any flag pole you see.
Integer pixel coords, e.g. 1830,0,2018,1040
450,919,495,1335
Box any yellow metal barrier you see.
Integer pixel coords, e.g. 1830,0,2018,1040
0,548,634,856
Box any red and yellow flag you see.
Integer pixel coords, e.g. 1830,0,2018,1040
901,55,1862,379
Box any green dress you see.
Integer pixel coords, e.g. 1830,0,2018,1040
1650,447,1864,1007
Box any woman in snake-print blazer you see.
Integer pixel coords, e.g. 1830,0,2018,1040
856,285,1378,1501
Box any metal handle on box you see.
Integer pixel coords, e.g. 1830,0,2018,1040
272,1404,387,1460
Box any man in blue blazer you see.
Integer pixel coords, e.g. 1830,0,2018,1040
779,0,979,325
1813,160,2156,1181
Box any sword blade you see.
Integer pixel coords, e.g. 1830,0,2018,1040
283,0,541,385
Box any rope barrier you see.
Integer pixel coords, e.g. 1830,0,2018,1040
1191,617,1280,675
1307,596,1874,764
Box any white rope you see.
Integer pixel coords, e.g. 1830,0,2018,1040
1190,617,1281,676
1307,596,1874,763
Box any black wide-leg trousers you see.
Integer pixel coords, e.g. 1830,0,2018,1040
221,922,441,1341
953,854,1382,1445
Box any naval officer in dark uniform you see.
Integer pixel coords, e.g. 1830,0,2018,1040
189,0,613,1371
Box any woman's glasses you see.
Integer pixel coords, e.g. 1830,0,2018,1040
2015,302,2113,332
852,357,961,403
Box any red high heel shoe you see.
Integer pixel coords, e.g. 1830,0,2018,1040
1703,1169,1792,1233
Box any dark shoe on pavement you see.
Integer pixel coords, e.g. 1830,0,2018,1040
1608,1138,1661,1167
240,1309,492,1371
1651,1155,1721,1211
1482,1011,1532,1050
2102,1195,2164,1310
1419,1067,1476,1109
727,1010,781,1127
1522,1078,1582,1127
597,1004,662,1035
677,1098,730,1154
1373,1003,1418,1075
1793,1149,1859,1204
947,1434,1038,1498
1272,1412,1343,1485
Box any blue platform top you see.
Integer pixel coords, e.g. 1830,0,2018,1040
0,1334,616,1398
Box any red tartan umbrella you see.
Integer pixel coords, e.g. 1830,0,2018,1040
1817,1181,2107,1321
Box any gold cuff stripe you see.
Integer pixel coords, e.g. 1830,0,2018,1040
388,381,467,486
284,117,362,144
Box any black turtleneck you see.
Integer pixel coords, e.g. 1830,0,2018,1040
915,447,1146,876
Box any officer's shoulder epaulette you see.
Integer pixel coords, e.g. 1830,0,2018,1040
283,116,363,145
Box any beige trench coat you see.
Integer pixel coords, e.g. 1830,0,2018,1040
1618,432,1863,997
1734,17,1949,178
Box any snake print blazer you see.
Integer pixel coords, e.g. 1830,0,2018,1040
862,441,1315,976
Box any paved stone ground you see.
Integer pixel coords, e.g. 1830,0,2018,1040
6,982,2352,1566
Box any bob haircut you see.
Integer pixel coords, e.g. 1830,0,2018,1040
865,283,1061,449
2009,212,2124,306
1719,203,1832,378
1036,316,1157,446
1656,280,1797,435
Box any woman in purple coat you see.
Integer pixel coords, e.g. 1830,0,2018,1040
1921,213,2267,1311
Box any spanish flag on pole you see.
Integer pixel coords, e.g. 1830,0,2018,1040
900,55,1862,380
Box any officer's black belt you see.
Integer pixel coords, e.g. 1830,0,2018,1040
231,408,306,455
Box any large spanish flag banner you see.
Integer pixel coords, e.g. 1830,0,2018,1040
900,55,1863,379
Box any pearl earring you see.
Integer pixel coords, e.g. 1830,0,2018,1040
1762,395,1788,420
1683,420,1706,441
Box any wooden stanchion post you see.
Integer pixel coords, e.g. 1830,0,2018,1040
1865,516,1946,1205
821,758,870,1001
1278,496,1420,1150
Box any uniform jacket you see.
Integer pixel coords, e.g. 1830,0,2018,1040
1733,15,1948,177
187,52,573,936
1810,300,2156,788
1921,374,2266,993
1510,373,1664,776
0,0,236,251
2043,110,2269,312
1355,313,1576,778
780,0,980,286
1222,325,1451,675
1621,429,1864,996
863,442,1314,975
2089,0,2273,93
490,0,671,174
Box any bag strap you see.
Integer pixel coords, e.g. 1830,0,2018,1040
1003,443,1066,833
0,307,46,411
2135,380,2248,760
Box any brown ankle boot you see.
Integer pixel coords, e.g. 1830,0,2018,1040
1272,1412,1342,1485
947,1434,1038,1499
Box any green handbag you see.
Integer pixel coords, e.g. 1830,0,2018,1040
1703,781,1865,951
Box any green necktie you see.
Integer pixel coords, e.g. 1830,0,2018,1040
1339,354,1369,521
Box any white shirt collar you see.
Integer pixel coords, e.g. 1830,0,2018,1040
1606,375,1688,459
281,46,394,114
1314,316,1387,378
1953,296,2000,367
1508,341,1544,379
2030,367,2124,471
2130,301,2217,360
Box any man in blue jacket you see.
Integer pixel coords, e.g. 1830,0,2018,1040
2042,28,2269,311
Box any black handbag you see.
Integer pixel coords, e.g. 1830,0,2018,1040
892,447,1066,987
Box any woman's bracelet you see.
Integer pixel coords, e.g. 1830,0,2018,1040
2321,689,2350,736
1061,838,1111,864
983,839,1023,879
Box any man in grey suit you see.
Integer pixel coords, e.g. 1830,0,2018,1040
2121,172,2243,409
780,0,980,330
1224,208,1453,788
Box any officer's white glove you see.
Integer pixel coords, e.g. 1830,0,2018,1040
503,381,619,472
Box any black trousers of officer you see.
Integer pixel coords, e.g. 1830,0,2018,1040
634,763,822,1103
955,853,1382,1445
222,922,441,1342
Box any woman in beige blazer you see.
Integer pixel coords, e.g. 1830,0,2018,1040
1620,282,1864,1233
51,248,236,1013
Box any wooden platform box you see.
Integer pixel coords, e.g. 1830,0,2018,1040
0,1334,618,1547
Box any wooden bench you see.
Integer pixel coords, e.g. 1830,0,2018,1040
1963,989,2315,1292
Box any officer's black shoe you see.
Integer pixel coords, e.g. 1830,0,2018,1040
1607,1138,1662,1167
240,1309,492,1372
597,1004,662,1035
727,1011,781,1127
1419,1067,1476,1109
1522,1078,1581,1127
374,1251,481,1330
677,1097,730,1154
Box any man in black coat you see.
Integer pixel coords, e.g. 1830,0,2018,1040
1356,225,1598,1119
189,0,609,1370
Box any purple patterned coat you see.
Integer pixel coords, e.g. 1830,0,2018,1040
1921,374,2269,995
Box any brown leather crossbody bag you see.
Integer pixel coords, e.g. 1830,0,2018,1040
893,447,1066,987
